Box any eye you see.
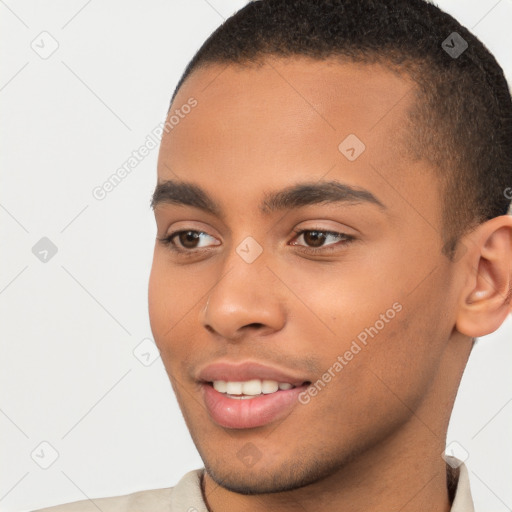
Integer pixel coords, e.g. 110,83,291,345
157,227,355,258
290,228,354,252
158,230,220,252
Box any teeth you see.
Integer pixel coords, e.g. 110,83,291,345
261,380,279,394
212,379,296,395
242,379,262,395
213,380,227,393
225,381,243,395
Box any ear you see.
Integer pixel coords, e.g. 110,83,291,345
456,215,512,338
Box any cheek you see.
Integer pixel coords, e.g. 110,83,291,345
277,256,401,335
288,259,452,413
351,282,451,407
148,256,168,339
149,254,194,330
295,307,436,449
148,255,184,357
148,253,209,365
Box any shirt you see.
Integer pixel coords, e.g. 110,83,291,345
33,458,474,512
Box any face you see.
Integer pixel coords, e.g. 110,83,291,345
148,58,463,493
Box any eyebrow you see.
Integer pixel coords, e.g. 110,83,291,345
150,179,385,216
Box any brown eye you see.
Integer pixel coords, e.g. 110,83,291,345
178,231,201,249
290,229,355,252
159,230,220,253
302,230,328,247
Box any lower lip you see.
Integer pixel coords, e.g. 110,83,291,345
201,383,309,429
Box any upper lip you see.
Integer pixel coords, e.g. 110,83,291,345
197,360,310,386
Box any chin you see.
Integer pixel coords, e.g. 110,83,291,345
202,453,344,495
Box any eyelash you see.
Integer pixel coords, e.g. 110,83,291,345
158,228,355,257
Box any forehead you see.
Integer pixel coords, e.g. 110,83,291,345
164,57,413,160
157,58,440,226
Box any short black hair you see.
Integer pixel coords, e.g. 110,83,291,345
169,0,512,257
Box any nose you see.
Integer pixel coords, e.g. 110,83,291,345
200,258,287,342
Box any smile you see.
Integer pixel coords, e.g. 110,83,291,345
211,378,303,397
201,380,311,428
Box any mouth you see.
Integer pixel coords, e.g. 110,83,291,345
196,360,313,429
205,378,311,399
200,379,312,429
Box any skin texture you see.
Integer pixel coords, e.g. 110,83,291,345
148,57,512,512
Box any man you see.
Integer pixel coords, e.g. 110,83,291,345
36,0,511,510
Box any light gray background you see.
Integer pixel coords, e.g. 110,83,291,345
0,1,511,511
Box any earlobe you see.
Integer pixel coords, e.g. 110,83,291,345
456,216,512,338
